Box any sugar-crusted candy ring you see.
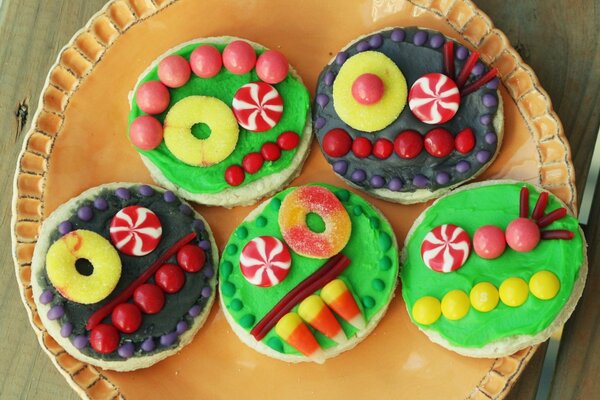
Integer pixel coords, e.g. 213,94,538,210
239,236,292,287
408,73,460,124
109,206,162,257
232,82,283,132
46,230,122,304
278,186,351,259
163,95,239,166
420,224,471,272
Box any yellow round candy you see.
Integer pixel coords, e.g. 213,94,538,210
163,96,239,166
412,296,441,325
499,277,529,307
441,290,470,320
529,271,560,300
332,51,407,132
470,282,499,312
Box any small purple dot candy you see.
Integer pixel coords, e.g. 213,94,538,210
350,169,366,182
370,175,385,188
118,343,135,358
47,305,64,320
201,286,212,298
179,204,193,216
456,45,468,60
160,332,178,347
333,160,348,175
141,337,156,352
413,31,428,46
203,265,214,279
435,172,451,185
77,206,93,221
479,114,492,125
193,219,205,231
188,304,202,317
316,94,329,108
199,240,211,251
139,185,154,196
391,28,405,42
324,71,335,86
456,160,471,173
176,321,189,335
368,34,383,49
486,77,500,89
357,41,370,52
73,335,88,349
472,61,485,76
163,191,176,202
476,150,491,164
39,289,54,305
335,51,349,65
58,221,72,235
115,187,130,200
93,197,108,210
388,177,403,192
413,174,429,188
483,94,498,108
485,132,498,144
315,117,326,130
60,322,73,338
429,34,444,49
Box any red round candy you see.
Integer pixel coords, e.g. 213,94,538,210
223,40,256,74
394,130,423,159
352,73,384,105
89,324,120,354
373,138,394,159
473,225,506,259
277,131,300,150
261,142,281,161
455,127,475,154
111,303,142,334
352,137,372,158
158,55,191,88
155,263,186,294
136,81,170,114
190,45,222,78
424,128,454,158
322,128,352,157
133,284,165,314
129,115,164,150
225,165,245,186
256,50,289,84
505,218,541,252
177,244,206,273
242,152,264,173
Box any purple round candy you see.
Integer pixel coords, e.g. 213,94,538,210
118,342,135,358
163,191,176,202
176,321,189,335
485,132,498,144
486,77,500,89
413,174,429,188
435,172,451,185
483,94,498,108
93,197,108,210
324,71,335,86
479,114,492,125
476,150,491,163
316,94,329,108
47,305,64,320
73,335,88,349
333,160,348,175
315,117,326,130
429,34,444,49
388,177,403,192
77,206,93,221
391,29,405,42
198,240,211,251
356,41,370,52
350,169,366,182
203,265,214,278
179,204,193,216
370,175,385,188
456,160,471,173
188,304,201,317
60,322,73,338
138,185,154,196
160,332,178,347
193,219,205,231
472,61,485,76
115,187,130,200
368,34,383,48
335,51,348,65
39,289,54,305
413,31,428,46
456,45,468,60
201,286,212,298
58,221,72,235
141,337,155,352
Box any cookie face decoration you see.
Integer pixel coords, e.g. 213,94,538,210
313,28,504,203
219,184,399,363
31,184,218,371
128,37,312,207
401,181,587,357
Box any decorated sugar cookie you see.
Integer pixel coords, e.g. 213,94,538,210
313,28,504,204
219,184,399,362
31,184,218,371
128,37,312,207
401,181,587,357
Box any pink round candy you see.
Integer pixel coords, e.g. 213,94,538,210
222,40,256,75
136,81,170,114
190,45,222,78
256,50,289,84
352,73,384,105
473,225,506,259
158,55,191,88
505,218,541,252
129,115,163,150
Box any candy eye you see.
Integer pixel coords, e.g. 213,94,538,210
109,206,163,256
408,72,460,124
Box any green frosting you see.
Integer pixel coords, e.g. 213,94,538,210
219,183,399,356
128,43,310,193
401,182,584,348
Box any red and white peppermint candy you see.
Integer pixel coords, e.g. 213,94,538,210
409,73,460,124
239,236,291,287
420,224,471,272
232,82,283,132
109,206,162,256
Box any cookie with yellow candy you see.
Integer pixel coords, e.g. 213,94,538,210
401,180,587,358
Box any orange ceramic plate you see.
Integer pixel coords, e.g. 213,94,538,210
12,0,576,399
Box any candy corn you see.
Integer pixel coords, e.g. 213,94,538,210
320,279,366,330
275,313,324,361
298,295,347,344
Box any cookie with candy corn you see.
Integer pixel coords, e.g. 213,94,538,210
313,27,504,204
401,180,587,357
128,37,312,207
31,183,219,371
219,183,399,362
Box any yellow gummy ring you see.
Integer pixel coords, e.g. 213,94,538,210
164,96,239,166
332,51,407,132
46,230,122,304
412,296,441,325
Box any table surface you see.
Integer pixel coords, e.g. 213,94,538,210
1,1,598,399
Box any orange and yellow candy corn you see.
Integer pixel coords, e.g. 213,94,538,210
298,295,347,344
275,312,324,360
320,279,366,330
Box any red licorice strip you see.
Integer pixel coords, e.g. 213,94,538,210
520,187,529,218
251,254,351,341
532,192,549,220
460,67,498,96
443,41,455,79
541,230,575,240
455,51,480,89
537,208,567,228
86,232,197,330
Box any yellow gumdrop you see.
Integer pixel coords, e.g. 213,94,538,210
412,296,441,325
499,277,529,307
529,271,560,300
470,282,499,312
441,290,470,320
332,51,407,132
